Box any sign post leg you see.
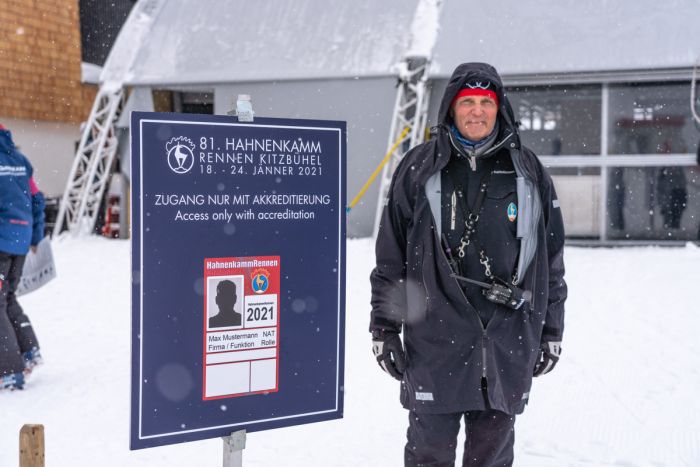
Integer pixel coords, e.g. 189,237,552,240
222,429,246,467
19,424,44,467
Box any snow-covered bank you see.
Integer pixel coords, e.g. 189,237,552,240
2,238,699,466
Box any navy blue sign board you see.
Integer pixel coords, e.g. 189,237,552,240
130,111,346,450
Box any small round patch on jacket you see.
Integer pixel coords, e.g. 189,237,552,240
507,202,517,222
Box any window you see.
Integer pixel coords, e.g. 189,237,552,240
549,167,602,239
606,166,699,241
501,81,699,242
178,92,214,115
151,90,214,114
507,85,601,156
608,83,698,155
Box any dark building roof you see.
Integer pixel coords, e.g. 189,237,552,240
79,0,136,66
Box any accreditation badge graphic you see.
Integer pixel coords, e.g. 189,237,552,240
165,136,195,174
203,256,280,400
507,202,517,222
251,268,270,294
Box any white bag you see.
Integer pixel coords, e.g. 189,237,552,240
17,237,56,296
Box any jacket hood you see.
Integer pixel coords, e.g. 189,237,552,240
0,129,16,155
437,62,519,138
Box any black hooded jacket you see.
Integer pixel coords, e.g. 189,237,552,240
369,63,567,415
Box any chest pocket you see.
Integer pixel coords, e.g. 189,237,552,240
483,179,518,236
475,181,519,281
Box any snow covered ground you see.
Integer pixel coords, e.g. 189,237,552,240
2,237,699,466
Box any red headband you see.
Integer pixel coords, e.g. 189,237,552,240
452,88,498,106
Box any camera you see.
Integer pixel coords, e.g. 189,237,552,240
482,278,532,311
450,273,532,311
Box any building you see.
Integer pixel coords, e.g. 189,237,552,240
95,0,700,240
102,0,419,238
0,0,99,196
428,0,700,243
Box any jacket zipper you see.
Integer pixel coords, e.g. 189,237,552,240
447,131,514,174
432,128,514,380
481,332,488,378
432,230,488,378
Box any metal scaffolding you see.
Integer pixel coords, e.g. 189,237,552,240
372,56,432,237
54,0,163,236
54,87,125,235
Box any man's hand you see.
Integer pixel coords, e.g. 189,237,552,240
533,341,561,377
371,330,407,380
30,245,37,254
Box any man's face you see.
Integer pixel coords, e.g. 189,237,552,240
451,94,498,141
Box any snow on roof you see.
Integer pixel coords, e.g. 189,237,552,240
81,62,103,84
100,0,165,89
104,0,700,86
405,0,441,59
432,0,700,78
103,0,419,86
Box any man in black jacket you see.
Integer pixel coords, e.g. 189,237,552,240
370,63,567,466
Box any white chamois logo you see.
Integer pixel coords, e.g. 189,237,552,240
165,136,195,174
466,81,490,90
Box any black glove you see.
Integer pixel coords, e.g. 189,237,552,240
371,330,406,380
533,340,561,377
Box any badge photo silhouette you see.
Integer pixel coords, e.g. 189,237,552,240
209,280,241,328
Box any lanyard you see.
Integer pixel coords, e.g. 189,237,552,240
447,158,496,278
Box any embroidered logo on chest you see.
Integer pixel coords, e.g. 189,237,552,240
507,202,517,222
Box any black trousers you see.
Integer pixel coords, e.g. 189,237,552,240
405,407,515,467
0,252,39,375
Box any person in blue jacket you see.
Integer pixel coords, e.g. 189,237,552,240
0,124,45,391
